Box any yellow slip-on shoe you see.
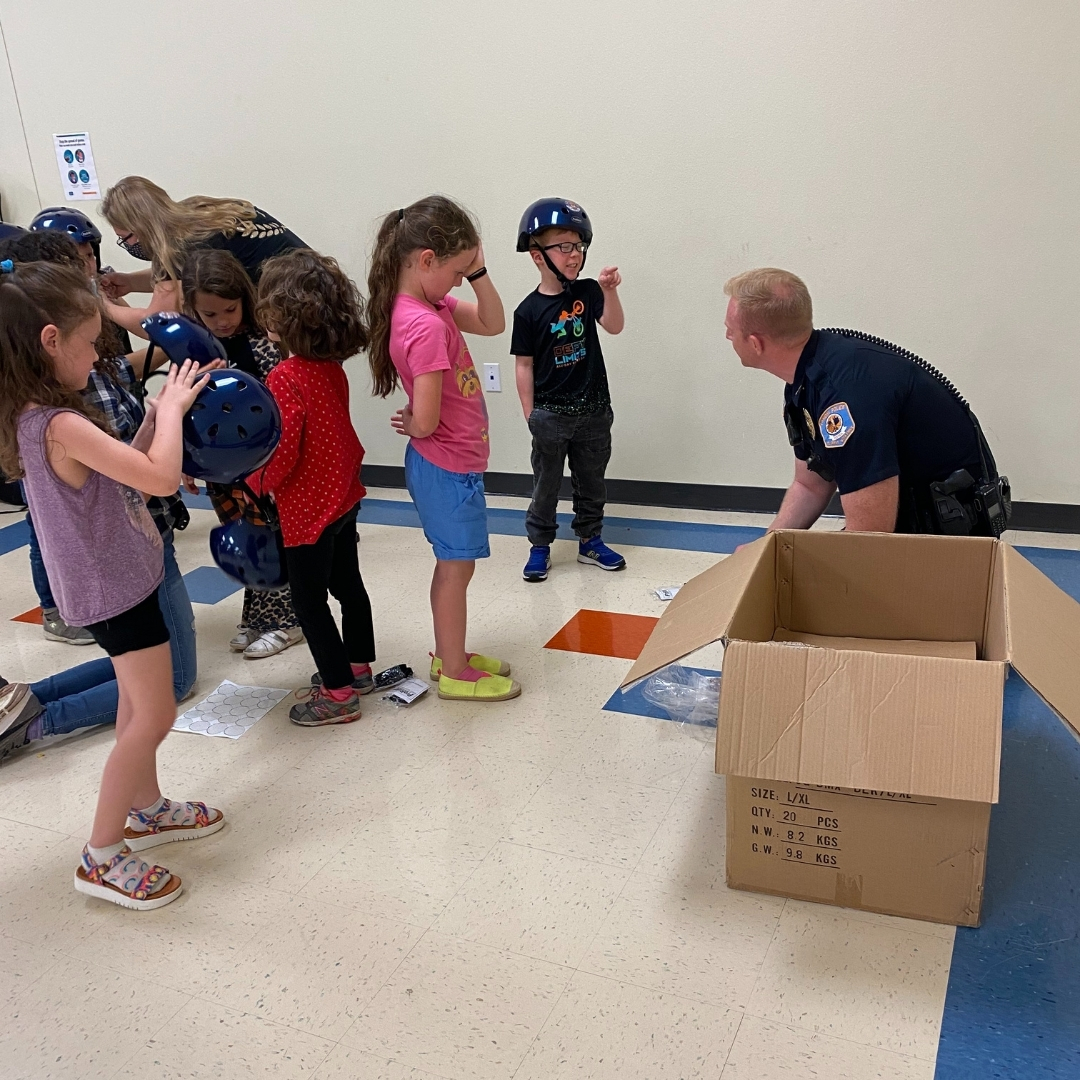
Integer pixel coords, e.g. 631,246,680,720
437,671,522,702
429,652,512,682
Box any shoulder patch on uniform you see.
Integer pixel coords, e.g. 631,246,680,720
819,402,855,448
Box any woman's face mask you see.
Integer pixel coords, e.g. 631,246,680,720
116,233,151,261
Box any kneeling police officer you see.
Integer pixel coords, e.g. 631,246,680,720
723,268,1010,536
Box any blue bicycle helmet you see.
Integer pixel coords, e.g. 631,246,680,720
30,206,102,245
516,198,592,251
210,518,287,591
141,311,228,367
182,368,282,483
0,222,27,243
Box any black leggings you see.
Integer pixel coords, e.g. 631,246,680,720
284,503,375,691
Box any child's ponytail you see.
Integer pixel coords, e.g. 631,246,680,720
0,261,105,477
366,195,480,399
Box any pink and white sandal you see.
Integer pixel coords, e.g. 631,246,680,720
74,844,182,911
124,798,225,852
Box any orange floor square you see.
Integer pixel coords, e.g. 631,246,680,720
11,606,42,625
544,609,660,660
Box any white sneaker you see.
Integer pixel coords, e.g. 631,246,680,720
229,626,259,652
243,626,304,659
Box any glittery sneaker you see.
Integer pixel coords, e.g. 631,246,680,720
42,608,95,645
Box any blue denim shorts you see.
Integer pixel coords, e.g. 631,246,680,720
405,442,490,561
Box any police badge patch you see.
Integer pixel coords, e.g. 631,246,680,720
819,402,855,448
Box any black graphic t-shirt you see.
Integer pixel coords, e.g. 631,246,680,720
198,207,308,283
510,279,610,415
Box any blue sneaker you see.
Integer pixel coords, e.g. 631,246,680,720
577,535,626,571
523,545,551,582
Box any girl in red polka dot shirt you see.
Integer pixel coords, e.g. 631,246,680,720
246,250,376,727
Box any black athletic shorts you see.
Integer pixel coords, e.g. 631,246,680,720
84,588,169,657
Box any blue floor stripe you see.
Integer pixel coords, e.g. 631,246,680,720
1016,547,1080,603
354,498,765,553
3,495,1077,563
935,676,1080,1078
182,564,243,605
0,517,30,556
603,666,720,725
936,551,1080,1078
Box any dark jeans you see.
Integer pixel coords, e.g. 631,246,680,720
526,406,614,547
284,503,375,691
23,505,56,611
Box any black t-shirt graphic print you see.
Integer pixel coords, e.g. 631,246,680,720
510,278,610,416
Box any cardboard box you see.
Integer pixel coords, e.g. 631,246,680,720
624,530,1080,926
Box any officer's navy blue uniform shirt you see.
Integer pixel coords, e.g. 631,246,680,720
785,330,987,499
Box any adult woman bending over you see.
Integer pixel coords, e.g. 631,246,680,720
99,175,307,337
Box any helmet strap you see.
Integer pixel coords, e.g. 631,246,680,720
138,342,157,401
536,245,586,294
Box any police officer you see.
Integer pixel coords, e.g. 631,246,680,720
723,267,1007,535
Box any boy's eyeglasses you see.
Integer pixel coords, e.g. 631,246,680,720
540,241,588,255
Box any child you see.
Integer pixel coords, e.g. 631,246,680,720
246,249,376,727
182,248,304,660
29,205,136,355
0,231,197,695
511,198,626,582
367,196,520,702
0,260,222,910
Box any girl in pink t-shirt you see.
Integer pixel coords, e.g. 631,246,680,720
367,196,520,702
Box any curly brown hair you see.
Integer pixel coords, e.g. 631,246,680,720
181,247,261,335
0,261,110,478
366,195,480,397
0,230,128,368
255,249,368,361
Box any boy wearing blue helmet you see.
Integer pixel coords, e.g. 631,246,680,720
512,198,626,581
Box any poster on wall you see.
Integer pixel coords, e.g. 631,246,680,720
53,133,100,201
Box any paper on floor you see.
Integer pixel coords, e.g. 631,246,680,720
172,679,290,738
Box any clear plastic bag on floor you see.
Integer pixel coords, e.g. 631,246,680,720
641,664,721,742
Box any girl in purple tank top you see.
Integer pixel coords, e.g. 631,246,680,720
0,260,224,911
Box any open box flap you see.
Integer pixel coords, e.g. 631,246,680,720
621,534,773,687
716,640,1005,803
1003,544,1080,740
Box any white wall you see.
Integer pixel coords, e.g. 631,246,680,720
1,1,1077,503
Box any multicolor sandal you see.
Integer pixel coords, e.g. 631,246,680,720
124,798,225,852
429,652,511,682
74,844,182,911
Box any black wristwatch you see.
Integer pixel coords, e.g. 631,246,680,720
466,266,488,283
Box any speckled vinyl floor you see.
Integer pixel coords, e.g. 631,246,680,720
1,489,1076,1079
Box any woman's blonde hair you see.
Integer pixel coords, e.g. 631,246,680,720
101,175,256,283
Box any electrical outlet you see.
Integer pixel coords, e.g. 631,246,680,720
483,363,501,392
